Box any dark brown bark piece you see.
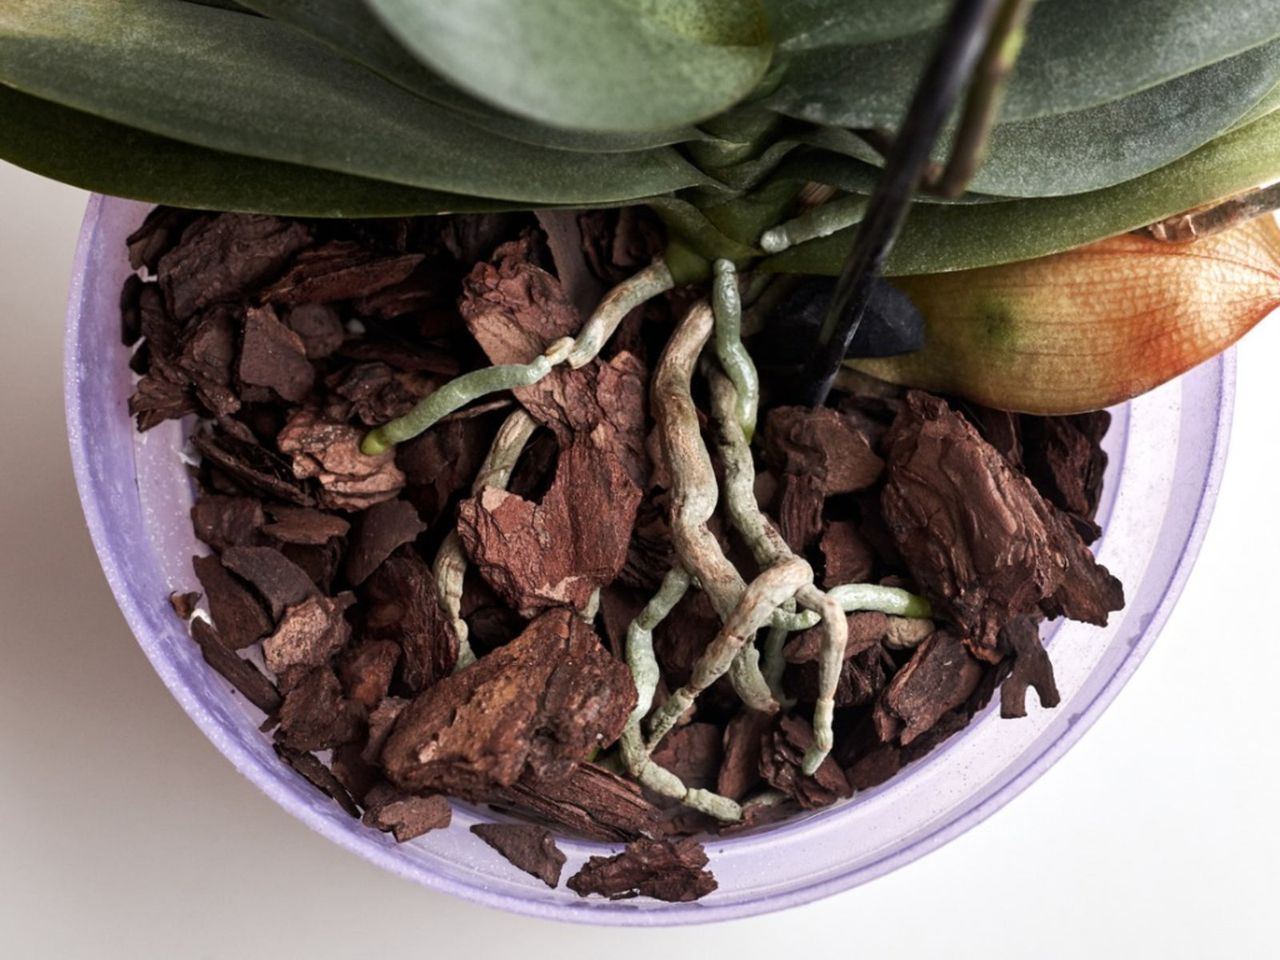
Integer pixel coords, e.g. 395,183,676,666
337,336,460,376
277,410,405,511
193,427,313,506
277,666,361,752
621,494,675,590
191,495,264,552
437,212,523,266
329,744,378,806
180,306,241,417
325,361,437,428
653,589,720,687
1022,411,1111,544
189,617,281,716
649,722,723,792
238,305,315,403
342,498,426,586
362,696,408,766
598,584,647,660
783,611,889,664
457,434,642,618
260,241,423,305
261,506,350,546
846,744,903,791
169,591,200,620
120,273,144,347
759,715,852,809
764,406,885,496
785,645,891,709
338,640,401,711
999,617,1061,719
820,520,876,588
158,214,310,321
380,609,634,796
192,554,273,650
717,711,771,801
567,839,716,903
285,303,345,359
363,554,458,693
275,745,361,817
395,414,495,524
127,206,201,273
221,545,318,621
460,236,579,370
874,630,984,745
261,593,353,675
361,784,452,843
881,391,1123,661
775,473,825,553
471,823,567,888
136,281,179,363
129,356,195,431
965,404,1024,469
486,763,665,842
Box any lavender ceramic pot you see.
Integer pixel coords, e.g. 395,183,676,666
65,195,1233,925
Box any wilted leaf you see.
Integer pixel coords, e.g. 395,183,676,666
0,0,708,204
851,215,1280,414
763,109,1280,275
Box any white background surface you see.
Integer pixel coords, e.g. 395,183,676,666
1,163,1276,958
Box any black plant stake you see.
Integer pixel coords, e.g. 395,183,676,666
799,0,1031,407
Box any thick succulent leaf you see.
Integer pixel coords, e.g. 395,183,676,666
766,0,1280,128
1229,78,1280,133
240,0,704,153
0,86,522,216
851,216,1280,414
362,0,772,133
762,110,1280,276
961,39,1280,197
0,0,708,204
763,0,950,50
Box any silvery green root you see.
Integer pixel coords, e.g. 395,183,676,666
711,259,759,440
618,566,744,823
650,300,778,714
363,258,674,457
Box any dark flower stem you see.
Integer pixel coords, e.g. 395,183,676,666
797,0,1008,408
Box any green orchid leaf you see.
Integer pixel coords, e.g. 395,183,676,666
762,0,951,50
762,109,1280,276
778,39,1280,199
962,38,1280,196
767,0,1280,128
361,0,773,133
0,0,708,204
240,0,704,153
0,85,523,216
1228,78,1280,133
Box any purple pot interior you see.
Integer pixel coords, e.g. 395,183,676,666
65,196,1233,924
